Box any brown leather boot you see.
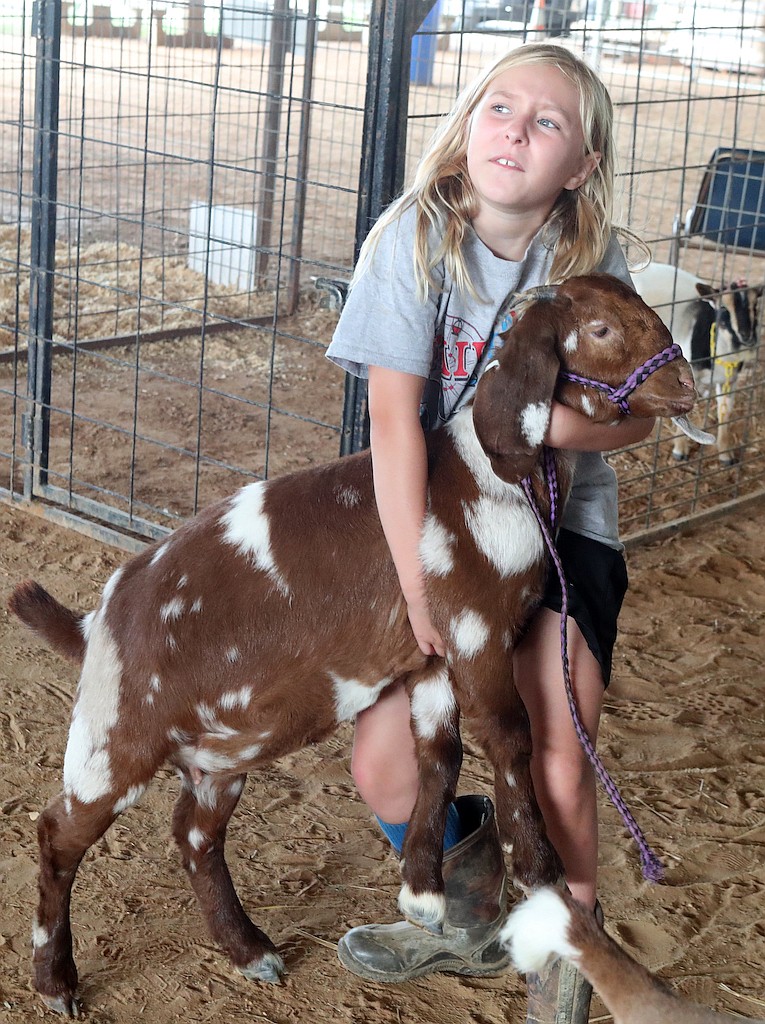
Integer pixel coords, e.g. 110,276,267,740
524,899,604,1023
337,795,511,982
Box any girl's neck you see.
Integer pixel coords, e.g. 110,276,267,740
471,204,554,262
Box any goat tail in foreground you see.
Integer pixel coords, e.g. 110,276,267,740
8,580,86,663
500,887,765,1024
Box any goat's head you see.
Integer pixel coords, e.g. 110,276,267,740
697,279,763,352
472,273,698,484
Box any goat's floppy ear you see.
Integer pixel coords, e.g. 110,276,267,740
472,300,561,484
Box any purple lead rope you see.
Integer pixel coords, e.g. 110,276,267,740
521,468,665,883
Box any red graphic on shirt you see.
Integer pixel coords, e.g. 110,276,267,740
439,314,488,420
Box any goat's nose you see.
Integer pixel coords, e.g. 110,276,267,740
678,368,695,389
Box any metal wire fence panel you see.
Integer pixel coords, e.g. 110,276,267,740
0,0,763,547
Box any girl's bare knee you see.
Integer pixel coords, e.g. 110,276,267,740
351,687,419,822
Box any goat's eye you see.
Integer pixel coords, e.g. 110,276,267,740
592,324,611,339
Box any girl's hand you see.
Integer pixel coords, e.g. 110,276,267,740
546,400,655,451
406,597,446,658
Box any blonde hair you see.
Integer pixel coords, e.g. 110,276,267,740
354,43,642,301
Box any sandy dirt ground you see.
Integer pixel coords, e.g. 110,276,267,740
1,497,764,1024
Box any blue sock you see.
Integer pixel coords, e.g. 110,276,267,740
376,802,464,854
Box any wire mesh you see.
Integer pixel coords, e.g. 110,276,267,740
0,0,763,548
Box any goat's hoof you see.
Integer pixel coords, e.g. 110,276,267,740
398,883,445,934
238,950,286,984
40,993,80,1017
671,450,690,462
719,454,738,467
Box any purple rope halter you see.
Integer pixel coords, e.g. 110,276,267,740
558,342,684,414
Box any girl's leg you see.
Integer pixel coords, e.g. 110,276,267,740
351,684,420,825
513,606,604,911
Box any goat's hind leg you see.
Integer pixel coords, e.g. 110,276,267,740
172,771,285,983
34,790,126,1016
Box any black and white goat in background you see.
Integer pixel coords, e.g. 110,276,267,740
633,261,762,465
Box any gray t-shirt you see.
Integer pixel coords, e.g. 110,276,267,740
326,204,633,549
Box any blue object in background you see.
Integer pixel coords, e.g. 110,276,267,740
410,1,442,86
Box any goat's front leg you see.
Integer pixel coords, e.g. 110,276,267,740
172,771,285,983
461,656,563,889
398,663,463,933
715,381,737,465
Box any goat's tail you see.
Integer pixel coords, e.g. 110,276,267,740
8,580,86,663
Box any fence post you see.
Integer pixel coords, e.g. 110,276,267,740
341,0,437,455
25,0,61,498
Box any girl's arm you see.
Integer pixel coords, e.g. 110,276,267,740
545,401,655,451
368,365,445,658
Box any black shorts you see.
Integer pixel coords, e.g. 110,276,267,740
540,528,628,687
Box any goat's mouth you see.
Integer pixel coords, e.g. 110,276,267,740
633,389,697,416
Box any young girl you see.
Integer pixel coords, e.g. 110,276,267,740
326,42,654,1022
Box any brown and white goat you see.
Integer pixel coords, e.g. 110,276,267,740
9,274,698,1015
502,886,765,1024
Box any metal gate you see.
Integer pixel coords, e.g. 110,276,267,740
1,0,764,551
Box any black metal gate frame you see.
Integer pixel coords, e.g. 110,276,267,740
17,0,437,550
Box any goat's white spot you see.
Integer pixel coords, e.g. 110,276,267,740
420,515,456,577
143,692,155,707
562,329,578,353
63,613,122,803
332,673,392,722
197,702,238,738
580,394,595,417
238,743,262,762
160,597,185,623
462,496,544,577
189,859,197,874
218,686,252,711
502,841,514,855
239,951,286,983
499,887,579,972
180,745,237,774
387,597,404,630
228,778,246,798
190,597,203,614
505,771,517,789
150,673,162,693
64,796,73,816
194,775,220,811
177,574,188,589
513,809,521,822
113,783,146,815
80,610,96,642
150,542,170,566
166,634,178,650
100,567,124,613
449,609,490,660
168,726,191,745
410,669,457,740
520,401,550,448
188,827,207,851
32,919,50,949
336,485,361,508
221,482,290,597
225,646,241,664
398,884,445,930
